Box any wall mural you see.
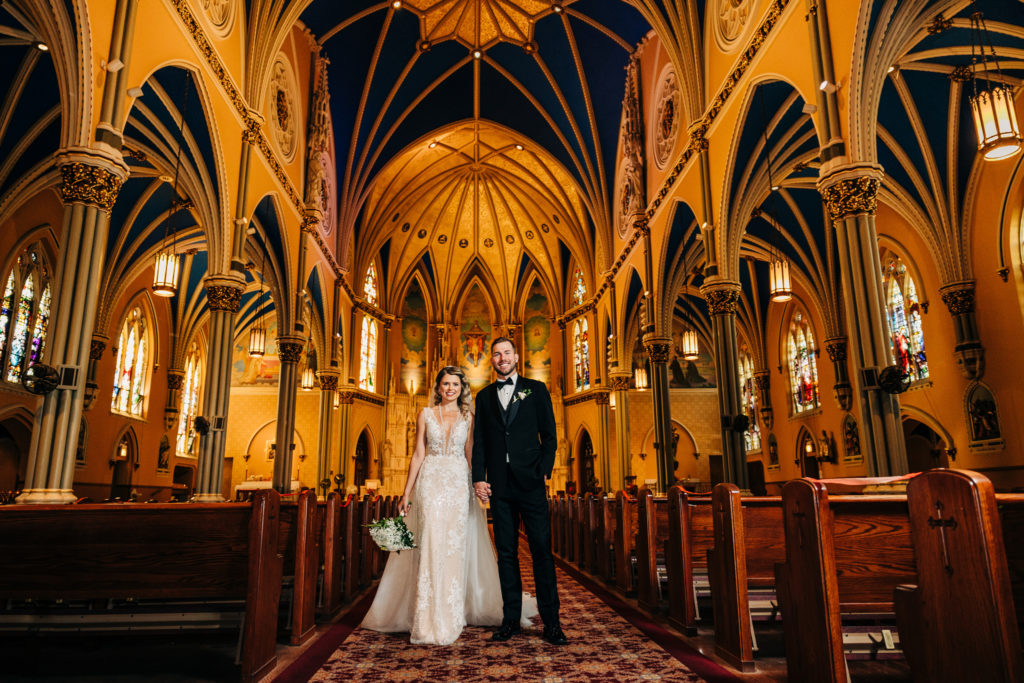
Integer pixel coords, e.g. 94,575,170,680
523,279,551,385
400,279,428,395
460,283,492,390
232,316,280,385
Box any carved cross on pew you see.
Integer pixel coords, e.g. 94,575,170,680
926,500,958,576
791,501,806,548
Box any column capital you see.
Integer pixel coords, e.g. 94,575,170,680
166,369,185,391
89,337,108,360
939,280,976,315
337,389,356,405
642,334,672,364
700,280,741,315
56,149,129,214
317,371,339,392
277,335,306,364
594,390,611,406
818,163,884,222
824,336,848,363
301,209,323,233
204,274,245,312
608,372,632,391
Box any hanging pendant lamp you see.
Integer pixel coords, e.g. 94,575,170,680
968,12,1021,161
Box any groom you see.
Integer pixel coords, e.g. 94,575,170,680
472,337,567,645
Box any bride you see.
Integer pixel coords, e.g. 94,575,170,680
360,365,535,645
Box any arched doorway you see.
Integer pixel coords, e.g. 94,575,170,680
797,428,819,479
577,430,596,495
0,414,31,493
903,418,949,472
111,428,138,501
353,430,371,492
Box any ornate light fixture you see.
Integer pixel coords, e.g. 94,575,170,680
153,73,191,297
682,329,699,360
248,249,267,357
969,12,1021,161
759,88,795,302
633,366,649,390
301,344,316,390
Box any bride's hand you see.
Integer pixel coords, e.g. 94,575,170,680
399,495,411,515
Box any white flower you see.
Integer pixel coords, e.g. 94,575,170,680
516,388,532,401
366,516,416,552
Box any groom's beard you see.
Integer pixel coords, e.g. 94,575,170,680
493,362,516,379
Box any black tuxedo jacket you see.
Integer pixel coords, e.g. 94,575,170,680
472,375,557,496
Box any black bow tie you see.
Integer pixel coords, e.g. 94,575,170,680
498,378,514,387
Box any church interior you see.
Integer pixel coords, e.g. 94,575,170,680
1,0,1023,681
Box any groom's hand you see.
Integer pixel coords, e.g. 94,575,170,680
473,481,491,503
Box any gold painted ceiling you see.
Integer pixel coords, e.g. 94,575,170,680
404,0,572,51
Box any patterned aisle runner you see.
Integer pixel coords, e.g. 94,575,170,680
298,538,737,682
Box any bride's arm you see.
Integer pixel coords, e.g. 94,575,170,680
399,409,428,515
464,412,475,470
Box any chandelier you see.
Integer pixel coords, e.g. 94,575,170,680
153,73,191,297
968,12,1021,161
682,329,700,360
248,249,267,357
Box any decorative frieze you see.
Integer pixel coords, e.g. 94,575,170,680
58,163,124,213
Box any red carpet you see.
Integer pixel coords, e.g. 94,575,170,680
274,538,739,682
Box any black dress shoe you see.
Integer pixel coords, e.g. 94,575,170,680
542,624,568,645
491,622,522,641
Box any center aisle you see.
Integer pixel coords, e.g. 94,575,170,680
275,537,740,682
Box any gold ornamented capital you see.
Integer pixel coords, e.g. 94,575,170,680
608,374,631,391
821,176,880,222
939,281,975,315
824,337,848,363
277,340,305,364
318,374,339,392
643,336,672,364
58,162,124,213
205,284,243,312
90,339,107,360
594,390,610,406
701,282,741,315
337,390,356,405
166,370,185,391
752,371,770,393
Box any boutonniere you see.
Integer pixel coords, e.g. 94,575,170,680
515,388,532,402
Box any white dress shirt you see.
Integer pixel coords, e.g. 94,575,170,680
497,372,518,410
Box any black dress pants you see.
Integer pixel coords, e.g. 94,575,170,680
489,467,560,627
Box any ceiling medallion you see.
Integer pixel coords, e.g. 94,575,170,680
459,238,468,248
541,223,550,232
438,234,448,243
402,222,411,232
525,230,534,239
402,0,574,52
268,57,298,162
484,238,494,248
652,67,680,170
201,0,235,36
505,235,515,244
418,229,427,238
714,0,753,51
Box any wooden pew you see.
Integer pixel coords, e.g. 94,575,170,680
278,490,319,645
320,492,344,618
774,479,915,683
708,483,785,672
894,469,1024,683
635,488,670,611
665,486,713,635
596,494,616,583
614,490,637,594
573,494,588,570
581,493,600,574
341,493,360,599
548,496,559,557
0,490,282,683
562,496,575,562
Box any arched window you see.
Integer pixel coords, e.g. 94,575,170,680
788,311,820,414
571,266,586,307
176,341,202,456
359,315,377,391
363,261,378,305
738,349,761,451
882,254,928,382
0,244,51,384
112,305,151,417
573,319,590,391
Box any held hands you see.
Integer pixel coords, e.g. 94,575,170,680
473,481,491,503
399,494,411,515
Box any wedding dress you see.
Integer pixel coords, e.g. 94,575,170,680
360,408,536,645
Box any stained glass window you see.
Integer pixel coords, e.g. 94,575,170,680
571,266,586,307
0,244,51,384
359,315,377,391
882,254,928,382
112,306,150,416
572,319,591,391
739,349,761,451
176,342,202,456
788,312,820,414
363,261,378,305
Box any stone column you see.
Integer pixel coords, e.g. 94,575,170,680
608,372,632,490
939,281,984,380
701,281,748,490
273,336,305,493
192,275,245,501
336,389,355,492
824,337,853,411
820,164,907,476
753,370,773,432
18,153,127,504
82,335,108,412
316,371,339,495
595,390,611,494
164,370,184,431
642,334,673,493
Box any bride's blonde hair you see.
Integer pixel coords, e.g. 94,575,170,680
432,366,472,414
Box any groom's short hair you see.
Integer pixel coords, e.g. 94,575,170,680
491,336,516,353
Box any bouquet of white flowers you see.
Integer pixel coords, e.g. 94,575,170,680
365,515,416,552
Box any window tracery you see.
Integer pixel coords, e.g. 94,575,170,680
112,305,150,417
788,312,820,414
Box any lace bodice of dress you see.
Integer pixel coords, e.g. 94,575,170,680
424,407,469,459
